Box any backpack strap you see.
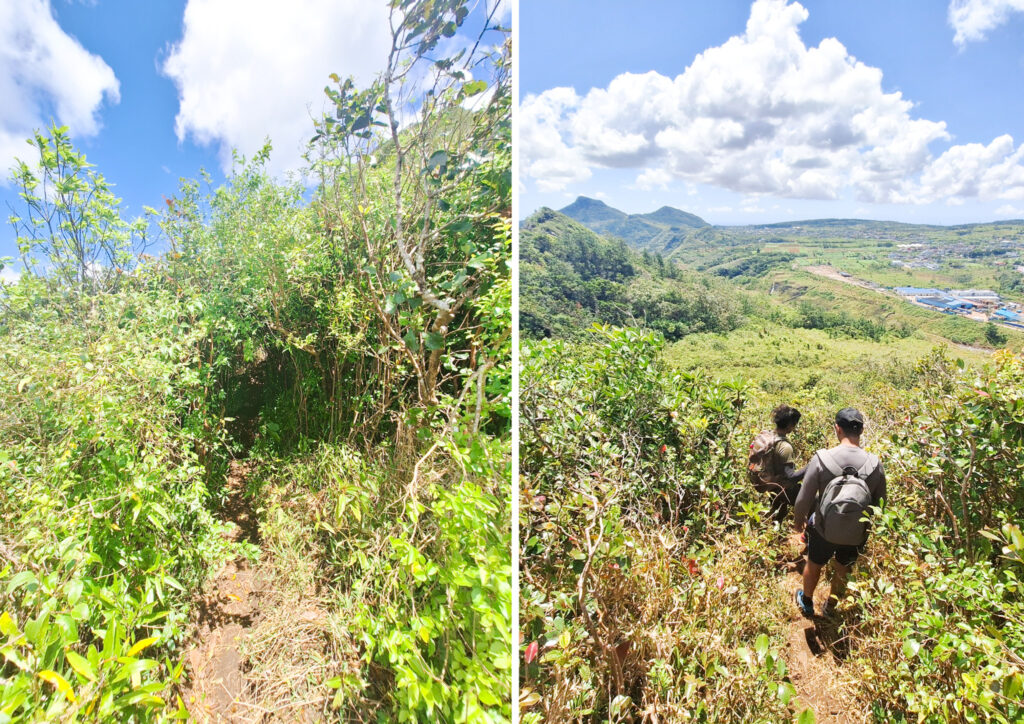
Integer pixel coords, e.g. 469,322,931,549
856,453,879,479
820,448,877,480
816,449,843,479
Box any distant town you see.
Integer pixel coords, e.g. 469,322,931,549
893,287,1024,329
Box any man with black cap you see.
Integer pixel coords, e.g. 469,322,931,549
792,407,886,618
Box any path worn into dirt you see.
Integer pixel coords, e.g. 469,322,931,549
182,461,266,723
805,265,884,294
779,536,865,724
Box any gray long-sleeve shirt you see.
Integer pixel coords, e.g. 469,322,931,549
793,443,886,534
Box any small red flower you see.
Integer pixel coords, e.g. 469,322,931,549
686,558,699,576
525,640,539,664
977,390,991,398
716,575,725,591
660,444,668,454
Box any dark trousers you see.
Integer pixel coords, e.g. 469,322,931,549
768,482,801,522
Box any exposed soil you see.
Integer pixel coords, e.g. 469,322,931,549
182,461,267,722
805,265,885,294
779,535,866,724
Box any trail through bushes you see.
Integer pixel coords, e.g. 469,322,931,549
183,461,265,721
0,2,511,720
520,326,1024,723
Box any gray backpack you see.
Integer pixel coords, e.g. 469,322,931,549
814,449,878,546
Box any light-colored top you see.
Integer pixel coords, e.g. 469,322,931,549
793,443,886,534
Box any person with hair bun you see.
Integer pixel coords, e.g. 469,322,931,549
747,404,806,522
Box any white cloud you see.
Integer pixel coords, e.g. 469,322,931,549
949,0,1024,46
490,0,511,23
635,167,672,190
995,203,1024,215
0,266,21,284
521,0,1024,206
909,135,1024,203
519,87,591,191
0,0,119,182
162,0,391,177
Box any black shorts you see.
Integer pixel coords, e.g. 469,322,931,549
806,524,863,567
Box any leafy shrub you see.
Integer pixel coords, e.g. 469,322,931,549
520,327,795,721
0,284,238,720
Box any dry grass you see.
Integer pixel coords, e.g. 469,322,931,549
525,522,803,723
237,563,357,722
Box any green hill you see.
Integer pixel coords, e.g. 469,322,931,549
520,208,743,340
636,204,709,229
558,196,711,255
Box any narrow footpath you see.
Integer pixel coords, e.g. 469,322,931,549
779,535,865,723
182,461,267,722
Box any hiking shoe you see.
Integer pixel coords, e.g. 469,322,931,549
795,589,814,618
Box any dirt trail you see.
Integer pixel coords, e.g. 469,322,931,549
778,537,866,724
804,265,884,294
182,461,267,722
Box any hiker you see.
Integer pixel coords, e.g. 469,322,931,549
793,408,886,618
748,405,806,522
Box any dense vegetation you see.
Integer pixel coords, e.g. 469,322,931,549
520,327,1024,722
520,195,1024,721
558,196,710,256
520,210,743,341
0,3,510,721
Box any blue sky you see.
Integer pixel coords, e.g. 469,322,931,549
520,0,1024,226
1,0,507,279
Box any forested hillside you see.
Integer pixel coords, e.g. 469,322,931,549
559,197,714,257
0,4,510,722
520,209,743,341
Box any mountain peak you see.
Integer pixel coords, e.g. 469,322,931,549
636,205,709,229
560,196,627,224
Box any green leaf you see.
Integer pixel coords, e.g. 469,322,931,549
903,638,921,658
424,332,444,351
66,650,96,681
6,571,37,594
350,113,372,132
112,657,158,684
426,150,448,171
796,708,816,724
403,330,420,352
463,80,487,96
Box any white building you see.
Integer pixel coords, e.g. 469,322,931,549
949,289,1001,303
